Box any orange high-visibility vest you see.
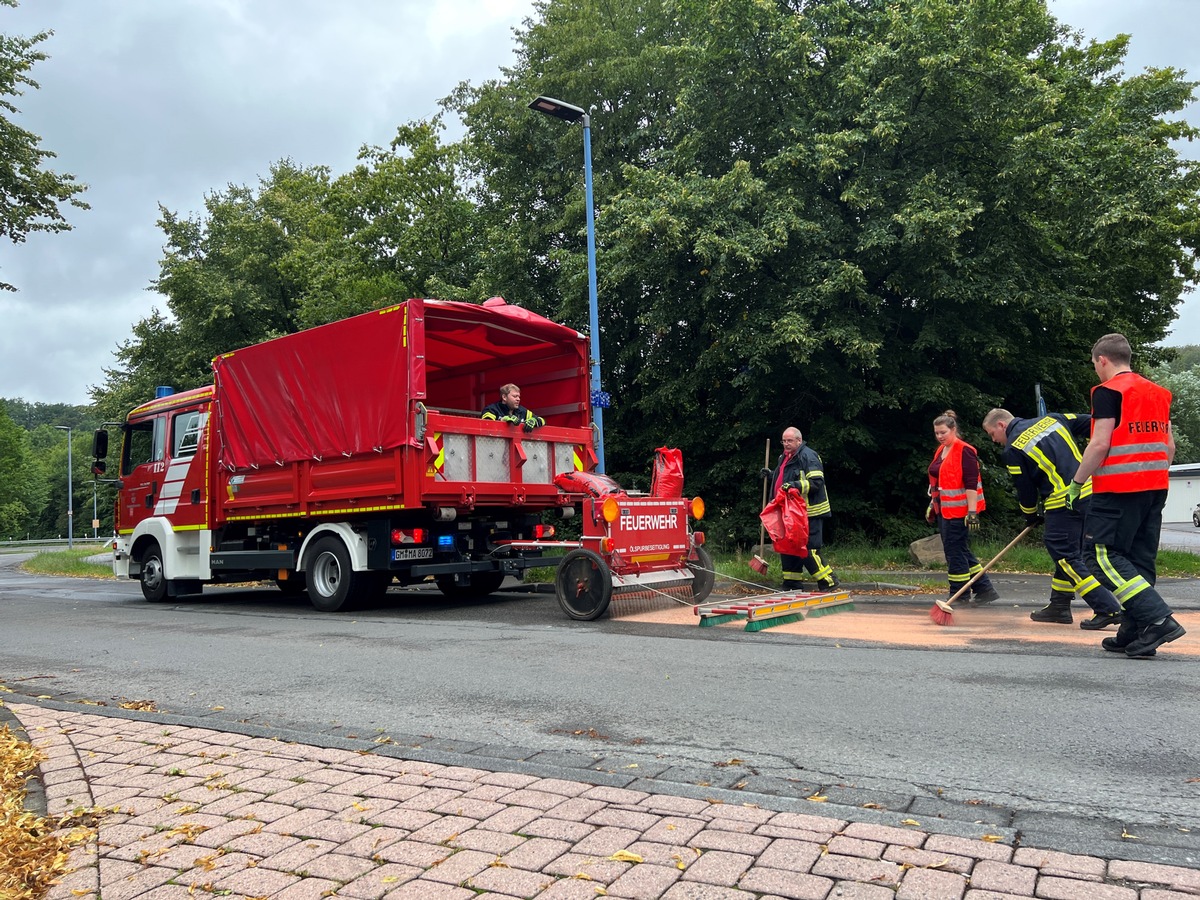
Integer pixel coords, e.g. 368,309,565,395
1091,372,1172,493
929,439,986,519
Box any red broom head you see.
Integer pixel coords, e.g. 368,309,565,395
929,602,955,626
749,555,770,576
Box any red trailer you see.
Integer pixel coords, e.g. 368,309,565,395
96,298,712,618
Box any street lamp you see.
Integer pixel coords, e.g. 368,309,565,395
528,95,607,473
54,425,73,549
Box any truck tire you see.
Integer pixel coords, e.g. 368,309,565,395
435,572,505,600
139,541,169,602
689,545,716,604
305,536,363,612
555,548,612,620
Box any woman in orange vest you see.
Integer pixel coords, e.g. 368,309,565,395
928,410,1000,605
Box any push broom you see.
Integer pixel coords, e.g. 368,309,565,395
929,525,1033,626
749,439,771,576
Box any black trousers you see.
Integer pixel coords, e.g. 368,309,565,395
782,518,835,584
1083,490,1171,627
1042,502,1120,614
939,516,993,596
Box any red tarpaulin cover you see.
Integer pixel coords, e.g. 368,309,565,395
760,488,810,557
213,298,590,470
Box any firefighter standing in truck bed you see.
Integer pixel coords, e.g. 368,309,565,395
762,427,840,590
481,384,545,431
981,408,1124,630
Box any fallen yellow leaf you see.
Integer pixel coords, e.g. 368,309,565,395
901,819,921,826
608,850,643,863
980,835,1005,843
807,794,828,802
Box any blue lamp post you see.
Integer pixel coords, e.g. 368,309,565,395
528,95,607,473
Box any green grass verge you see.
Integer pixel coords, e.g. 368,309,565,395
19,546,114,579
23,536,1200,584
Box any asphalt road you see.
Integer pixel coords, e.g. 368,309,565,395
3,551,1200,857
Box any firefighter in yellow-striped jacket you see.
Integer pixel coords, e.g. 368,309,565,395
982,408,1123,629
762,427,840,590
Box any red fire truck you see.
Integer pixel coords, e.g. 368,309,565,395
93,298,713,618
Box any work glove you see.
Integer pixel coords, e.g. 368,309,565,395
781,482,793,492
1066,481,1082,509
1024,512,1045,528
502,414,520,425
965,511,981,533
925,504,936,526
523,419,535,432
759,468,772,480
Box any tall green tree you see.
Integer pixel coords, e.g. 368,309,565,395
0,400,47,539
94,123,482,420
0,0,88,290
92,160,336,420
454,0,1200,542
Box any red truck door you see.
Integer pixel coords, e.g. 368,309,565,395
118,414,166,536
118,403,211,535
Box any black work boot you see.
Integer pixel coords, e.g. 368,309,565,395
817,575,840,591
972,585,1000,605
1079,610,1124,631
1124,616,1187,659
781,579,802,591
1102,618,1144,654
1030,599,1072,624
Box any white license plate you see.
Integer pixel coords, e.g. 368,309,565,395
391,547,433,561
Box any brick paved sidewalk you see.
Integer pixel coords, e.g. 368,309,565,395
10,703,1200,900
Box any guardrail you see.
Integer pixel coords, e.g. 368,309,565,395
0,538,111,551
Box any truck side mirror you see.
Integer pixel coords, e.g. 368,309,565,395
92,429,109,459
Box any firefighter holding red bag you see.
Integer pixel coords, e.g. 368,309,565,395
760,427,841,590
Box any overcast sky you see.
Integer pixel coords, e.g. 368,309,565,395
1,0,1197,406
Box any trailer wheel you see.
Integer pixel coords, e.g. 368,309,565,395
305,536,359,612
139,541,169,602
435,572,505,600
555,549,612,621
689,545,716,604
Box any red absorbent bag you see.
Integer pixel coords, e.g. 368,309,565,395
651,447,684,498
553,470,625,497
759,488,810,557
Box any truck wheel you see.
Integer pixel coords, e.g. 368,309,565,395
689,545,716,604
555,549,612,621
139,541,169,602
305,536,359,612
435,572,505,600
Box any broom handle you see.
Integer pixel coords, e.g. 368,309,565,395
946,525,1033,607
759,439,770,555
